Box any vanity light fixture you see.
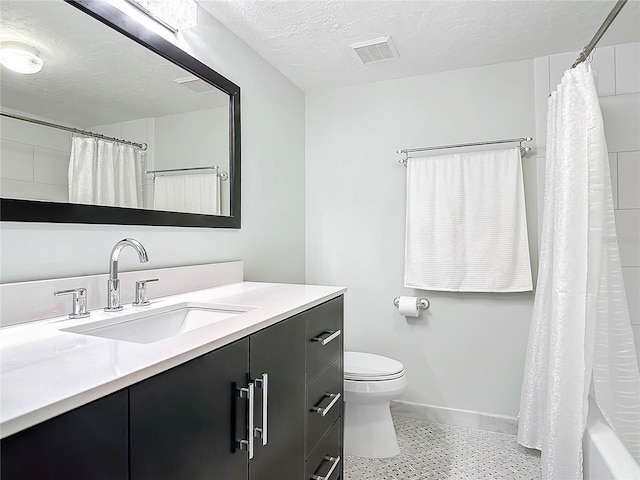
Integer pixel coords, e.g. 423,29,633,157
127,0,198,32
0,42,43,74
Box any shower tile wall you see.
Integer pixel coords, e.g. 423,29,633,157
535,42,640,366
0,115,70,202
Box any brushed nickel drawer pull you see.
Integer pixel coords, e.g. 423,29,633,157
236,383,255,459
311,455,341,480
311,330,341,346
254,373,268,446
311,392,341,417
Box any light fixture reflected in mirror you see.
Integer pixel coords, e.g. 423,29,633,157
127,0,198,32
0,41,43,75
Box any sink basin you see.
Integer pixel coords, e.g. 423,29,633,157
61,302,252,344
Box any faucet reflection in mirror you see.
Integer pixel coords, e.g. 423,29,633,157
105,238,149,312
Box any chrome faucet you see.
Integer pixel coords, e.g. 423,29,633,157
105,238,149,312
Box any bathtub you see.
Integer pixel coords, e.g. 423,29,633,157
583,403,640,480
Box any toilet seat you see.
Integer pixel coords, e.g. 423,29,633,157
344,351,405,381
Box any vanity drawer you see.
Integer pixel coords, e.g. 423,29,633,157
306,296,343,382
306,357,342,458
305,420,342,480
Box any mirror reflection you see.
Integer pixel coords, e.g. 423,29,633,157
0,0,231,216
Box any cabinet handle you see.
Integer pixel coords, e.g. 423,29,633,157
254,373,268,446
310,455,341,480
311,330,341,346
236,383,255,459
311,392,341,417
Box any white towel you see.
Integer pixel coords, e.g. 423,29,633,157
153,173,220,215
404,147,532,292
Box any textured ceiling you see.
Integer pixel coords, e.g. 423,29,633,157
0,1,228,127
198,0,640,91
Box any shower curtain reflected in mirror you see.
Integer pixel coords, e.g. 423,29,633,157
518,63,640,480
68,134,144,208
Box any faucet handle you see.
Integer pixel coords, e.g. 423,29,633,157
54,288,90,319
133,278,159,307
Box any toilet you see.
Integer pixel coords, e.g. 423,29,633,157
343,351,408,458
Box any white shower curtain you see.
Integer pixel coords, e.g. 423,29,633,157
518,63,640,479
68,134,144,208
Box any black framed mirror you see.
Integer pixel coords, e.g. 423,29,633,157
0,0,241,228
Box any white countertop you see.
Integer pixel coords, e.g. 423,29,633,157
0,281,345,438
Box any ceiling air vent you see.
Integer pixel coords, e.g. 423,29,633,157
349,36,399,65
174,77,217,93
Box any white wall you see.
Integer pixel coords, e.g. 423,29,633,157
0,5,306,285
534,42,640,366
154,107,228,171
306,60,537,418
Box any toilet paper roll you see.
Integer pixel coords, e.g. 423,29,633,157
398,296,420,317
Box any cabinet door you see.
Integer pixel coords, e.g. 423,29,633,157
130,338,249,480
1,390,128,480
250,314,305,480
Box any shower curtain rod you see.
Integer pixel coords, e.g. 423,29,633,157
146,165,229,180
397,137,533,166
0,111,148,150
571,0,627,68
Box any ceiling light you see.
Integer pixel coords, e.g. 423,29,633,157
0,42,43,74
127,0,198,32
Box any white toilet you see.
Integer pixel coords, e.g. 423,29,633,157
343,351,408,458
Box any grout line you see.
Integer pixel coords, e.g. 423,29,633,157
598,91,640,99
613,45,617,95
615,152,619,209
613,149,640,154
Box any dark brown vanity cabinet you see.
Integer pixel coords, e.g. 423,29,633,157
129,338,249,480
0,391,129,480
129,313,307,480
0,295,344,480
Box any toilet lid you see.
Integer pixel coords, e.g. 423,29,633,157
344,351,404,380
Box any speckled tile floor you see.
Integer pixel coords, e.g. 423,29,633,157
344,416,541,480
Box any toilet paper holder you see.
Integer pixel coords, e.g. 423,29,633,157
393,296,430,310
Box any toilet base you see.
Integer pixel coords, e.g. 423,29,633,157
344,400,400,458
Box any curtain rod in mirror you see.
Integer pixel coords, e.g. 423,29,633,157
1,111,148,150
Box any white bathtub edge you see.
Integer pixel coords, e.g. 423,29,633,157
584,406,640,480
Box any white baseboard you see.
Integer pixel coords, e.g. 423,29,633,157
391,400,518,435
